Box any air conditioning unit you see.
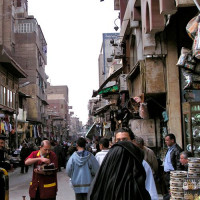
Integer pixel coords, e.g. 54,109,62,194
119,74,128,92
107,57,113,62
114,46,124,59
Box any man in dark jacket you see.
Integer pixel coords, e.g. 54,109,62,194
163,133,182,199
53,141,63,171
20,143,30,173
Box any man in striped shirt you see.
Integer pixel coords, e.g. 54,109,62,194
95,138,109,165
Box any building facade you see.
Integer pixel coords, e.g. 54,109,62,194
0,0,49,147
92,0,200,157
46,83,70,141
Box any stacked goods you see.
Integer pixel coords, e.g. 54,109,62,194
183,158,200,199
188,158,200,178
170,171,188,199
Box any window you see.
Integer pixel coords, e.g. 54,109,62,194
0,86,3,105
10,90,13,108
7,89,10,106
0,85,15,109
3,87,6,105
17,0,21,7
18,23,34,33
13,93,16,109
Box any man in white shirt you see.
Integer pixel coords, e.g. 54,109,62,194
95,138,109,165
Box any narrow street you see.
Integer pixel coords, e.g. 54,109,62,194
9,166,75,200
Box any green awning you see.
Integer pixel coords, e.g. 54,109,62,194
98,85,119,95
92,65,123,97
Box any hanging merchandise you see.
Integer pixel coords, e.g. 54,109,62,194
186,14,200,40
128,98,140,115
177,47,196,71
193,35,200,59
33,125,37,138
177,47,191,66
139,102,149,119
30,125,33,138
162,111,168,122
183,70,200,90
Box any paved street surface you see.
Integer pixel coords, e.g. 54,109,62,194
8,166,163,200
9,166,75,200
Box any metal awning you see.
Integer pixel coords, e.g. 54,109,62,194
94,103,114,116
92,65,123,97
127,61,140,79
42,99,49,105
0,46,27,78
85,123,96,139
18,91,32,98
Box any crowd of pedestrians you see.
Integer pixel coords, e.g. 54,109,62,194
0,127,194,200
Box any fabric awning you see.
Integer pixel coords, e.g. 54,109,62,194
92,65,123,97
0,45,27,78
98,85,119,95
85,123,96,139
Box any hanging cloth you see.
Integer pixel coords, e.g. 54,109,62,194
30,125,33,138
33,125,37,138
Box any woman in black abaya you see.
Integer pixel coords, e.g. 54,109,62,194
87,141,151,200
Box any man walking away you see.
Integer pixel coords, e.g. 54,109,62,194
133,136,158,175
95,138,109,165
66,137,99,200
20,143,30,173
53,141,63,172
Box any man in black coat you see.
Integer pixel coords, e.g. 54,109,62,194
163,133,182,200
20,143,31,173
53,141,63,171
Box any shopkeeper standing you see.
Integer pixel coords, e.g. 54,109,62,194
163,133,182,199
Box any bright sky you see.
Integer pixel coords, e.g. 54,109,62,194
28,0,119,125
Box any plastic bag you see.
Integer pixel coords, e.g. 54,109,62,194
192,36,200,59
186,14,200,40
177,47,196,71
183,70,200,90
176,47,191,66
196,22,200,50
